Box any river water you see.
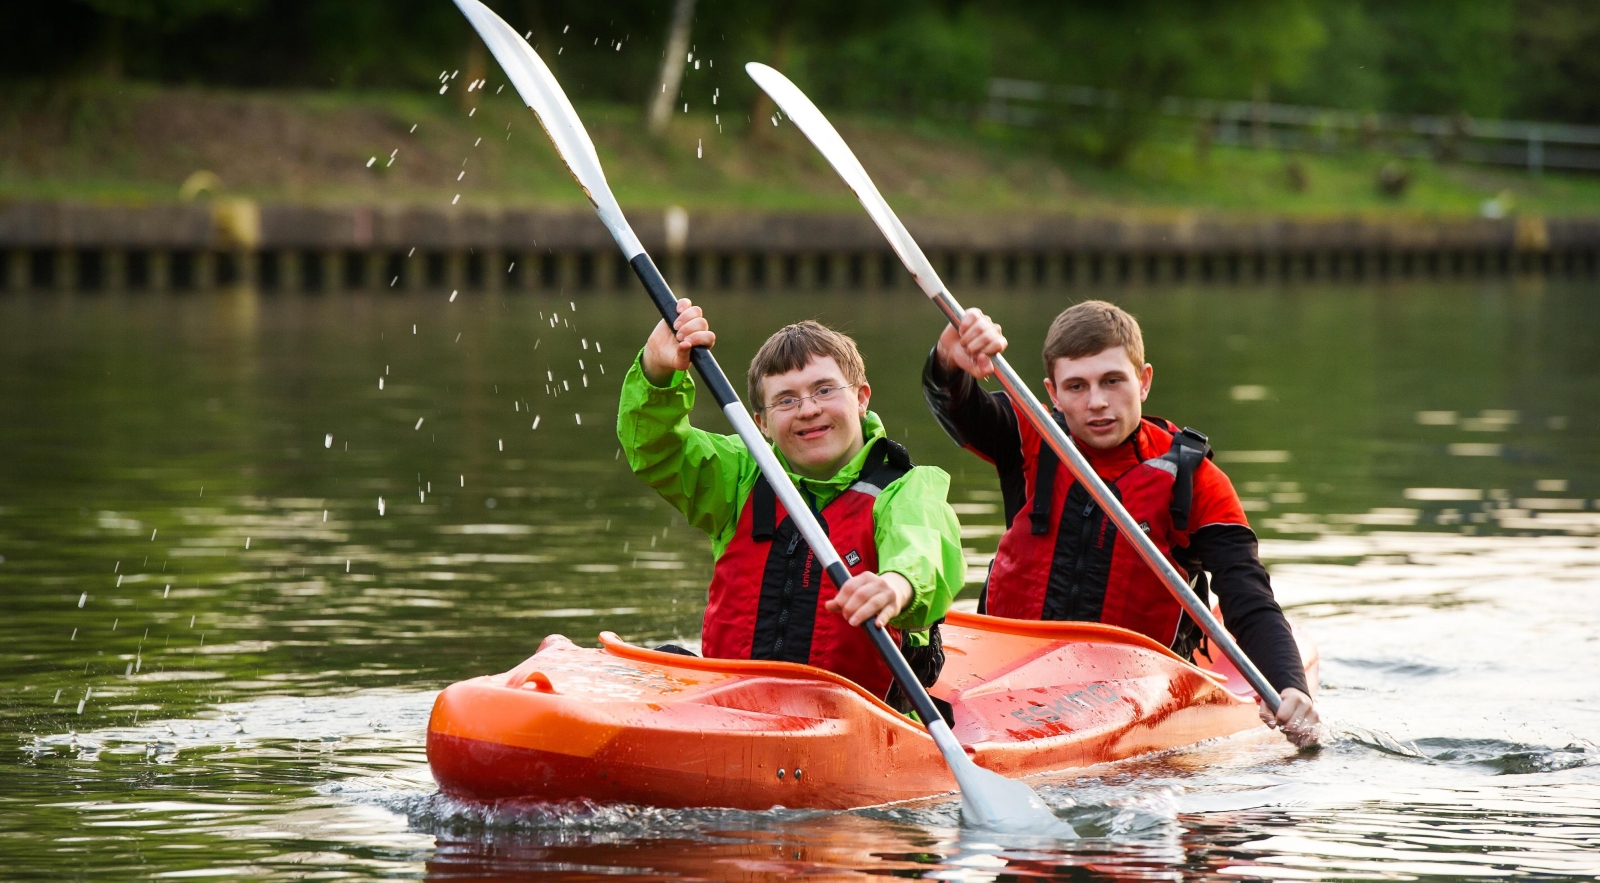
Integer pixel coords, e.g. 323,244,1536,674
1,281,1597,880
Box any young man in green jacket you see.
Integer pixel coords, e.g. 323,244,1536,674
617,299,964,710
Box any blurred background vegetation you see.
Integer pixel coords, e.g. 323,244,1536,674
4,0,1599,214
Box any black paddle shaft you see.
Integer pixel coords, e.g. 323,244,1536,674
628,253,949,728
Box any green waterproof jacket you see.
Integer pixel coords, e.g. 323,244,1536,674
616,351,964,642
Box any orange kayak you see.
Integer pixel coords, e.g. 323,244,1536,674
426,610,1318,810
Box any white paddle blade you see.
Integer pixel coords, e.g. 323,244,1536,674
453,0,642,258
954,761,1077,836
745,63,945,300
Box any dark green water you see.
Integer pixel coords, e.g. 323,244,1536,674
2,281,1598,880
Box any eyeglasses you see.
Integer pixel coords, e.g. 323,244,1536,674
757,383,855,414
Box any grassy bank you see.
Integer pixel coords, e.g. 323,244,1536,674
3,79,1599,218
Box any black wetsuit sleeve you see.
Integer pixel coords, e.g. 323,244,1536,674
1188,524,1310,696
921,347,1028,527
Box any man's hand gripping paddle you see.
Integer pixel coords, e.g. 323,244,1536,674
745,62,1287,718
450,0,1072,836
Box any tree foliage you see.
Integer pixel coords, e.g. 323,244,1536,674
3,0,1597,167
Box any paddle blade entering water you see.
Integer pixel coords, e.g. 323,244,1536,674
954,759,1075,835
923,719,1075,836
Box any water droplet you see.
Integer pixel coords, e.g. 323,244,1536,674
532,415,541,430
452,194,461,205
378,497,386,516
244,537,250,550
325,434,333,448
498,439,504,451
574,413,582,425
450,290,458,302
366,157,376,168
415,418,425,430
379,378,384,389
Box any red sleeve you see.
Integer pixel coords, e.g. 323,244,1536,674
1188,459,1250,531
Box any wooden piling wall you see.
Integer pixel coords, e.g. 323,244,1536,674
2,201,1596,293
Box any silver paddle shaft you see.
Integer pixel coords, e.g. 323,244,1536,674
926,289,1281,712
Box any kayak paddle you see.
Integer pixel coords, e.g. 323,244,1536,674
450,0,1073,836
745,62,1286,716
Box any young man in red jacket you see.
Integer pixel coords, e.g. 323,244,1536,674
923,299,1320,746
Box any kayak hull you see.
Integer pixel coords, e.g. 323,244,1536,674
427,611,1317,810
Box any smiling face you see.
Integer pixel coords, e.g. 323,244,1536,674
1043,346,1153,449
753,355,871,480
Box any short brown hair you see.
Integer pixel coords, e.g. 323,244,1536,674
747,320,866,408
1042,300,1145,374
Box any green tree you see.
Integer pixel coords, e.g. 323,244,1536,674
991,0,1326,166
1508,0,1600,124
1367,0,1515,117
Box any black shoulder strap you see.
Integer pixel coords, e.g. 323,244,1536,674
1028,413,1072,535
857,437,914,493
1165,427,1210,531
1029,444,1059,535
750,474,777,541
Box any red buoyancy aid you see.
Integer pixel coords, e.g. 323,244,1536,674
702,439,913,698
984,415,1212,648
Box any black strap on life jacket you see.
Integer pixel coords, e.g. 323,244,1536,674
1029,419,1210,535
749,437,914,542
1028,414,1070,535
1159,427,1211,531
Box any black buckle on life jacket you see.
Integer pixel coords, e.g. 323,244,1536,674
749,437,912,543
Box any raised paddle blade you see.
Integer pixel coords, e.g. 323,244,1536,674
745,62,944,300
452,0,643,259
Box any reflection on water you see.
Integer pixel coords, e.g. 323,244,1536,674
1,282,1598,880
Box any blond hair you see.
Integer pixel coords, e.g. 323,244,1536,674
747,320,866,408
1042,300,1145,373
